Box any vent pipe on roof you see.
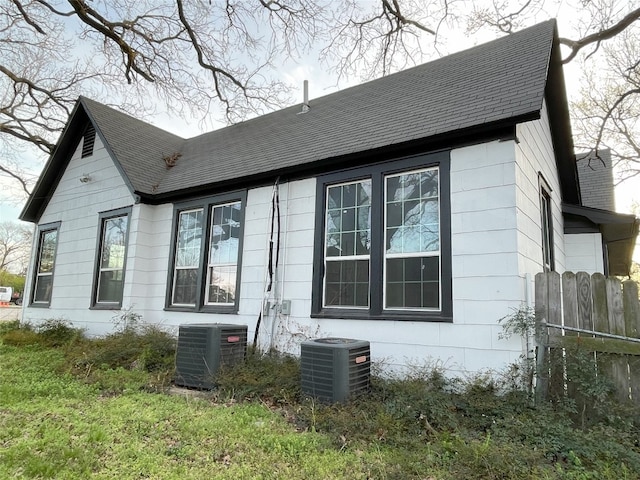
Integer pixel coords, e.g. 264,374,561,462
300,80,310,114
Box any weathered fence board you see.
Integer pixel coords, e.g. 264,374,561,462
625,280,640,402
576,271,593,331
535,271,640,406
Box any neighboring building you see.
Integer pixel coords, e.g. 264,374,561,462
576,149,616,211
565,149,637,275
19,20,639,375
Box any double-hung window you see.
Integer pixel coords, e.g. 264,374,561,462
31,222,60,306
92,207,131,308
539,175,555,272
168,191,245,312
313,151,452,321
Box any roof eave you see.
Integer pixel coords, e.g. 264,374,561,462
545,22,581,205
139,114,533,204
19,99,88,223
562,203,639,276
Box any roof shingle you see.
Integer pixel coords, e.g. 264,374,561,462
80,20,556,197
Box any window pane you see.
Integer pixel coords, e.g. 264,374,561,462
207,202,241,305
325,180,371,257
385,256,440,309
540,190,553,271
97,270,124,303
34,274,53,303
207,266,236,304
101,217,128,269
39,230,57,274
176,209,203,267
173,268,198,305
96,214,128,304
324,259,369,307
386,169,440,255
34,228,58,304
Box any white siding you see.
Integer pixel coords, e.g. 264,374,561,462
22,136,136,334
516,100,567,278
565,233,605,274
24,119,577,376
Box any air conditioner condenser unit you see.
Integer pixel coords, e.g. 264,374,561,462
300,337,370,403
175,323,247,389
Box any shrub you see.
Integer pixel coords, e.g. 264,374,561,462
37,318,84,347
215,349,301,404
1,324,41,346
69,324,176,373
0,319,20,335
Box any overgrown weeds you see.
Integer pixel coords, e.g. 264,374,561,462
215,348,640,478
2,317,640,478
1,318,176,393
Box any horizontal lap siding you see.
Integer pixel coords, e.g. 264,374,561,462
515,99,566,276
564,233,605,274
22,136,136,334
447,140,524,373
24,138,546,375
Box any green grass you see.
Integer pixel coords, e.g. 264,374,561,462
2,321,640,479
0,345,391,479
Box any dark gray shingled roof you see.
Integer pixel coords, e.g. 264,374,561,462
576,149,616,210
154,19,555,195
80,97,184,195
22,19,566,221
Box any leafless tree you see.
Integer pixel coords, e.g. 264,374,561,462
2,0,640,199
1,0,458,198
571,28,640,184
468,0,640,184
0,221,32,274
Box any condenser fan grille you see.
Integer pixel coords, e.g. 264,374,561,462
175,324,247,389
301,338,370,403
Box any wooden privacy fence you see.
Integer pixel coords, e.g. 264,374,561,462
535,271,640,406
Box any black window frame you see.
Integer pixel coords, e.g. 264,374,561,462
539,174,555,272
165,190,247,314
312,151,452,322
91,206,132,309
30,221,61,307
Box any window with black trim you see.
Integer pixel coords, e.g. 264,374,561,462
31,222,60,306
167,191,246,313
92,207,131,308
312,151,452,321
539,175,555,272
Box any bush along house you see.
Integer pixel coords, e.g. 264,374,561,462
20,20,639,376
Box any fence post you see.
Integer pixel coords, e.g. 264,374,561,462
547,272,563,400
606,278,630,402
624,280,640,404
535,272,550,404
563,272,579,400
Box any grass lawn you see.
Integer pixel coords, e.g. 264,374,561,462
2,320,640,479
0,346,390,479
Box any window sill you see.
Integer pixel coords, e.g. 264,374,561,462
28,302,50,309
311,309,453,323
164,306,238,314
90,303,123,310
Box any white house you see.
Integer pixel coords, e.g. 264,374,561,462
20,20,638,375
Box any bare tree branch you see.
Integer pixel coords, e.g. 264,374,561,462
559,7,640,63
0,163,31,197
10,0,45,34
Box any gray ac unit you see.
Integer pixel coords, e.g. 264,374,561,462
300,338,370,403
175,323,247,389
